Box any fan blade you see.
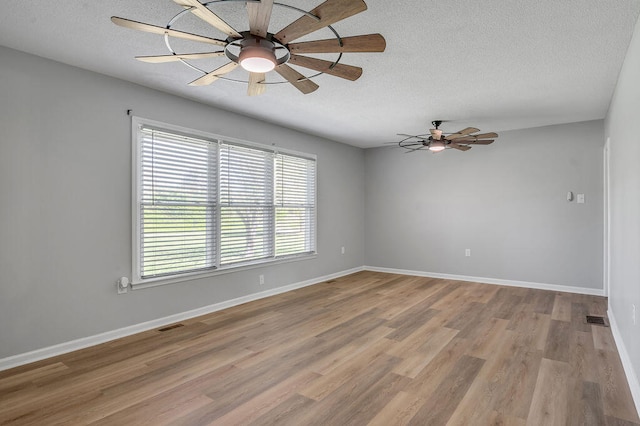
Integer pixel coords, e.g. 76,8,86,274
399,142,425,147
288,54,362,81
450,143,472,151
404,146,427,153
111,17,226,46
458,127,481,135
188,62,238,86
445,127,481,140
247,0,274,38
247,72,267,96
274,64,319,94
397,133,430,138
472,132,499,139
288,34,386,54
467,140,495,145
135,51,225,63
173,0,241,37
275,0,367,43
447,137,470,143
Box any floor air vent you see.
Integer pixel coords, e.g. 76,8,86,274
586,316,608,326
158,323,184,332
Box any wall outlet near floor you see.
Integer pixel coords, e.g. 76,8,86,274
341,246,345,255
465,249,471,257
259,274,264,285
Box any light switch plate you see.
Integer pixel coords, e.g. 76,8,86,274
577,194,585,204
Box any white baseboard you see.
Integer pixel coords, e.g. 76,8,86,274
0,266,364,372
363,266,605,296
0,265,606,372
607,309,640,418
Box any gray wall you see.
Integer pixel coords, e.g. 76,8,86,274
364,120,604,290
605,11,640,395
0,43,615,363
0,46,365,359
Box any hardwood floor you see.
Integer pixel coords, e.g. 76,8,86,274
1,271,638,425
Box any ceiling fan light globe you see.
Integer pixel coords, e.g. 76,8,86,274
429,141,445,152
239,46,276,73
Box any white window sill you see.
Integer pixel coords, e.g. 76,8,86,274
131,253,317,290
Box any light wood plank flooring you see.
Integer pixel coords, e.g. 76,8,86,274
1,271,638,425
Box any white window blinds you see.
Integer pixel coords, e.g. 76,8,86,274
135,120,316,283
220,143,274,265
275,154,316,257
139,128,217,278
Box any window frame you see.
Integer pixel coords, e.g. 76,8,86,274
131,117,317,289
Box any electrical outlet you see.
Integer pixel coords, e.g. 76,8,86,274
341,246,345,255
116,277,129,294
465,249,471,257
259,274,264,285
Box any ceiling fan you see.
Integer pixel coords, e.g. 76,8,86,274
111,0,386,95
396,121,499,152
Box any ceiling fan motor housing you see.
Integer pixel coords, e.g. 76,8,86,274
237,37,278,72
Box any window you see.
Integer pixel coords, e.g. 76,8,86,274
133,118,316,285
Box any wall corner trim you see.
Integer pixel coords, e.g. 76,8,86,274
0,266,364,372
608,309,640,418
363,266,605,296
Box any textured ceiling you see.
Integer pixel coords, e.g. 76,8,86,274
1,0,639,148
